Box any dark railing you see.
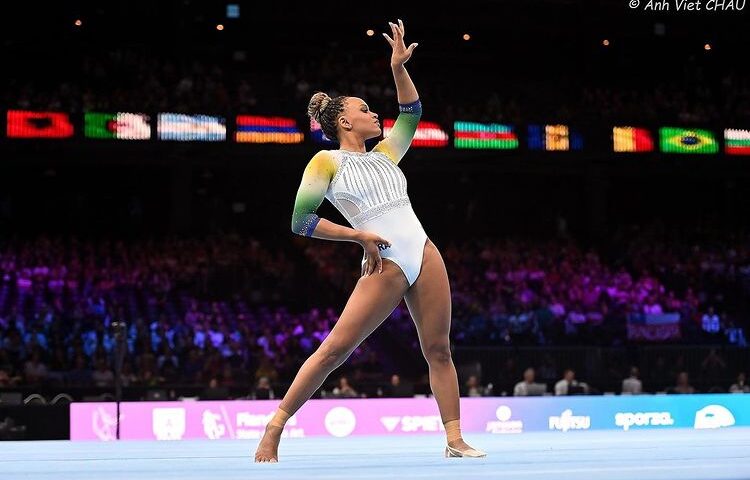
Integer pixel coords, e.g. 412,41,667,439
453,344,750,395
1,345,746,406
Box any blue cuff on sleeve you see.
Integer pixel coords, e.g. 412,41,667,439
304,216,321,237
399,99,422,114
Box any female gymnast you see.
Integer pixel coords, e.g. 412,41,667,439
254,19,486,462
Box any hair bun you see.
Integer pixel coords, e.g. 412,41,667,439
307,92,331,121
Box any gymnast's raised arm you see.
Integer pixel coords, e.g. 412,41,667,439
373,19,422,165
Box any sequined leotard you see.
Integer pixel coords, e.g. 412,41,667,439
291,100,427,286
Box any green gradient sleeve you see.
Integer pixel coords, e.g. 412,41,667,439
291,150,336,236
373,99,422,165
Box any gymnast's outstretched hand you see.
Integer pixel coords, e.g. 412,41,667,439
383,19,418,68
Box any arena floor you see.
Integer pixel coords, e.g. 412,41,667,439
3,428,750,480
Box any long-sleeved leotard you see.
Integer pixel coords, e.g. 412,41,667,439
290,100,428,286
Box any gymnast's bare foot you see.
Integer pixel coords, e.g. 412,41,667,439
254,424,283,463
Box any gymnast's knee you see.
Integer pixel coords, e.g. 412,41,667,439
316,341,353,371
424,341,452,366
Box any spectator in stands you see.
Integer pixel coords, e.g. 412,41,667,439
119,361,138,387
23,350,48,384
513,367,546,396
66,355,92,386
202,377,230,400
385,374,413,398
701,307,721,335
253,376,275,400
332,376,359,398
668,371,696,394
729,372,749,393
91,358,115,387
700,348,728,382
354,351,384,382
555,368,588,395
0,368,20,387
464,375,483,397
621,366,643,394
138,368,164,387
254,355,279,383
725,320,747,347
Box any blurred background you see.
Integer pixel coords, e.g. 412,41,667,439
1,0,749,434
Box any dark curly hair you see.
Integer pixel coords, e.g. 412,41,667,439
307,92,347,142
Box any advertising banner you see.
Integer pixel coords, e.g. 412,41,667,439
70,394,750,441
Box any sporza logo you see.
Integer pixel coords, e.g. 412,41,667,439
549,409,591,432
615,411,675,431
694,405,735,430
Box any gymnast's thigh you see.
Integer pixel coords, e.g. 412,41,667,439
404,240,452,342
323,259,410,352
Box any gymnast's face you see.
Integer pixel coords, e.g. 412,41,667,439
339,97,381,140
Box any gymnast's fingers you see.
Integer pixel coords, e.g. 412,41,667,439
382,32,394,46
389,22,400,43
376,255,383,274
377,236,391,249
398,19,405,37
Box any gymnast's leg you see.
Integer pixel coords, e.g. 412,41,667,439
254,259,409,462
404,239,485,456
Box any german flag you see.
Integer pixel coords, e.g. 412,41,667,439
7,110,74,138
725,129,750,155
454,122,518,150
612,127,654,152
659,127,718,154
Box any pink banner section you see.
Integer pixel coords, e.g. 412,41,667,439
70,398,484,441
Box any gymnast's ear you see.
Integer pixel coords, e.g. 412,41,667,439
338,114,352,132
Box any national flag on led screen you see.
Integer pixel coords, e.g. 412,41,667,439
157,113,226,141
527,124,583,151
627,313,681,341
383,119,448,148
310,118,336,145
454,122,518,149
235,116,303,144
659,127,718,154
725,129,750,155
612,126,654,152
84,112,151,140
7,110,74,138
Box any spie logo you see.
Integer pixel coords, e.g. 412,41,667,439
379,415,443,433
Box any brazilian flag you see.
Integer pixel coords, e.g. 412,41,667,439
659,127,718,154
